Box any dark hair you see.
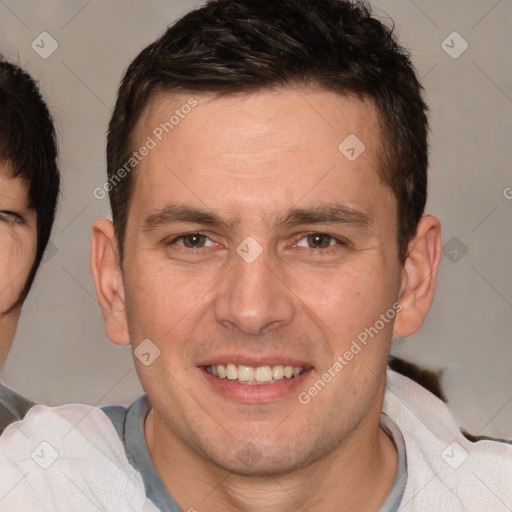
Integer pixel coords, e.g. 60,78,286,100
0,58,60,309
107,0,428,263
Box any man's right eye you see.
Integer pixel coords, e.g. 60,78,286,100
167,233,216,250
0,211,22,223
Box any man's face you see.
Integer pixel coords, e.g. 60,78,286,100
0,170,36,369
121,88,403,474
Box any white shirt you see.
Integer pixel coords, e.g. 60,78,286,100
383,369,512,511
0,403,159,511
0,368,510,511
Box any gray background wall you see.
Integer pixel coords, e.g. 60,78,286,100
0,0,511,439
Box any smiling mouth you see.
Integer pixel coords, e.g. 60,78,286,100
204,364,306,385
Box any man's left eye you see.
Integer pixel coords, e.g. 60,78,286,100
295,233,343,249
0,211,22,223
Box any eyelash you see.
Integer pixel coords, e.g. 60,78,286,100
0,211,22,224
294,233,347,252
166,232,348,254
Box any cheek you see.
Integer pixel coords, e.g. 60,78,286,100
123,253,213,340
0,232,34,311
296,259,393,336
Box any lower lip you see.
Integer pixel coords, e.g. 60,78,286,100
199,367,312,404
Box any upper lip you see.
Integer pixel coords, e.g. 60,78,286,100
197,355,313,369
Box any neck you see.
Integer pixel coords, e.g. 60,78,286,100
0,308,20,370
145,407,398,512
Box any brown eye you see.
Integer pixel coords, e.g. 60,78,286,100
180,233,208,248
306,233,333,249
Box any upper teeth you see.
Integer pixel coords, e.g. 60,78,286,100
205,364,304,383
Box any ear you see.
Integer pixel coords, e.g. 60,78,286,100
90,218,130,346
393,215,442,338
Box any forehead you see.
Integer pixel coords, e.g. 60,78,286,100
0,166,30,206
130,87,393,223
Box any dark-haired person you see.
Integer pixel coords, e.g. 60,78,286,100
88,1,512,510
0,58,161,512
0,58,59,432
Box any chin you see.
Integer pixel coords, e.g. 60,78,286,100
210,450,303,477
195,431,316,477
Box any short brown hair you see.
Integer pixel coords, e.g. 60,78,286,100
107,0,428,264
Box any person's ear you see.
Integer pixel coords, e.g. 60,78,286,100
393,215,442,338
90,218,130,346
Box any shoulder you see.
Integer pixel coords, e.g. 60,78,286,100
0,403,159,511
385,363,512,445
384,368,512,509
0,385,35,434
0,403,124,455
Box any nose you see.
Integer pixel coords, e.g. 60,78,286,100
214,245,296,336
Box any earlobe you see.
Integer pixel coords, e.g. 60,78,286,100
393,215,442,338
90,218,130,346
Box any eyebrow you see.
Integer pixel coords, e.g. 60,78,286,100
142,205,237,232
142,202,372,233
274,203,372,230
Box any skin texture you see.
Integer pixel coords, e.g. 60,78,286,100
0,171,37,371
92,88,441,511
